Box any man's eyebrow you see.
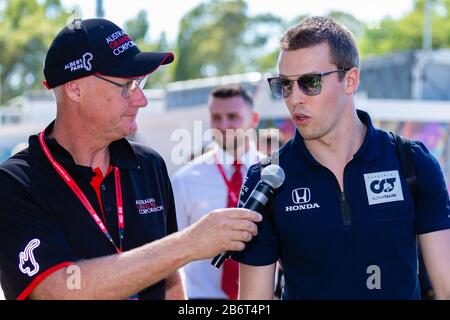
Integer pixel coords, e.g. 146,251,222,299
278,71,321,78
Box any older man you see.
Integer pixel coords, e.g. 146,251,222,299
0,18,261,300
172,84,264,299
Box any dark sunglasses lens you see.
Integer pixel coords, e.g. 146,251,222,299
268,79,284,99
298,74,322,96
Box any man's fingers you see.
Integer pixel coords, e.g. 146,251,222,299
229,219,258,236
229,230,254,243
225,208,262,222
228,240,246,252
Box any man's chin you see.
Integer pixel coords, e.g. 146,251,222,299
123,124,138,138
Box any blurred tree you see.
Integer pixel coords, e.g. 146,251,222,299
359,0,450,57
124,9,149,42
173,0,282,81
326,10,365,39
0,0,70,104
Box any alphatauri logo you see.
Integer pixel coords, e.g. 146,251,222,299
286,188,320,212
364,170,404,205
19,239,40,277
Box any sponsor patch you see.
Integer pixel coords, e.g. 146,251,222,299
364,170,404,205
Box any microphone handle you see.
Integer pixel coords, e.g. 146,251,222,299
211,251,229,268
211,182,274,269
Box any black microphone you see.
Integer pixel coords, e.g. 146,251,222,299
211,164,285,268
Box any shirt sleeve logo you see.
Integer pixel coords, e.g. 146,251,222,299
19,239,40,277
364,170,404,205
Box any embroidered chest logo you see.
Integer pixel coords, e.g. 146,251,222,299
135,198,164,214
364,170,404,205
285,188,320,212
19,239,40,277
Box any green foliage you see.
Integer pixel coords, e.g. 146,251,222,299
173,0,283,81
124,10,149,42
326,10,365,39
0,0,70,103
2,0,450,102
359,0,450,57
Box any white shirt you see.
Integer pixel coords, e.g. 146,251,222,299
171,143,264,299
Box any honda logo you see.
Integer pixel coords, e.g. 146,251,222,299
292,188,311,204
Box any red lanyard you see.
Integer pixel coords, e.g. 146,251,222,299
38,131,124,253
213,154,240,205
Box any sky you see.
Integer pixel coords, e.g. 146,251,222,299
60,0,415,42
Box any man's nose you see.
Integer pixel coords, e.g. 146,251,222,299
287,81,307,105
215,118,231,130
131,88,148,108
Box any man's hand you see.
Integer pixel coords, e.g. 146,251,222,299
181,208,262,261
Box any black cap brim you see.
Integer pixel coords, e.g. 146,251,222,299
99,51,174,78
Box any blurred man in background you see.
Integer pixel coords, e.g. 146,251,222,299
171,84,266,299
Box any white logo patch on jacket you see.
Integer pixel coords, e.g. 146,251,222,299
364,170,404,205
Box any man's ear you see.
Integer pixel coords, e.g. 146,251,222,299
344,67,360,94
64,80,81,103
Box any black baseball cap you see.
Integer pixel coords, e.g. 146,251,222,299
43,18,174,89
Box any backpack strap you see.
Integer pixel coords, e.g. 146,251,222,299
390,132,435,299
390,132,418,205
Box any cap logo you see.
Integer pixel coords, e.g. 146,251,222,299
106,30,136,56
64,52,93,72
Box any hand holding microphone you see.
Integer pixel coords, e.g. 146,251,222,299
211,164,285,268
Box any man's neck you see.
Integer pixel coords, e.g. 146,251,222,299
304,108,366,168
50,118,111,175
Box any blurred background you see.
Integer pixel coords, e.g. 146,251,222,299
1,0,450,301
1,0,450,175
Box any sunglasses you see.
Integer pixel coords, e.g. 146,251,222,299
94,75,148,98
267,68,349,99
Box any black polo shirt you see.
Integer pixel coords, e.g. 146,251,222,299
0,122,178,300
